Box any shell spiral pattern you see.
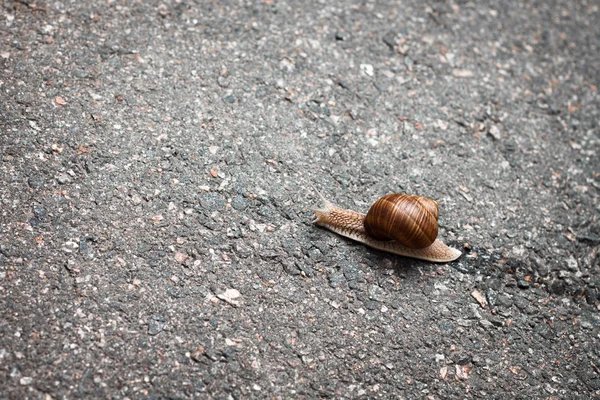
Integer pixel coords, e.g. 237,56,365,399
364,194,439,249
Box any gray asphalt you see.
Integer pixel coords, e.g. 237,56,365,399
1,0,599,398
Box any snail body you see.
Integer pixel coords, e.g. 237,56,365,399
313,192,461,263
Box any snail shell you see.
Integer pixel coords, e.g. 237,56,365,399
364,194,439,249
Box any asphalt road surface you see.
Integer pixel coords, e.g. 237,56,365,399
1,0,599,398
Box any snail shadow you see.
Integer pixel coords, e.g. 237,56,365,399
360,242,463,275
347,248,416,274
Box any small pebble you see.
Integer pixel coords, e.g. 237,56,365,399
517,279,530,289
20,377,33,385
488,125,502,140
56,173,71,184
217,76,230,88
360,64,374,77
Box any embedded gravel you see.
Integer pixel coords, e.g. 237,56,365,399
1,0,599,399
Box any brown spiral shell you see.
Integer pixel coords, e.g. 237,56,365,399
363,194,439,249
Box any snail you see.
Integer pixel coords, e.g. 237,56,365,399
313,192,461,262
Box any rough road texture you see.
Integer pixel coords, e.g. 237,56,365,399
1,0,599,398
